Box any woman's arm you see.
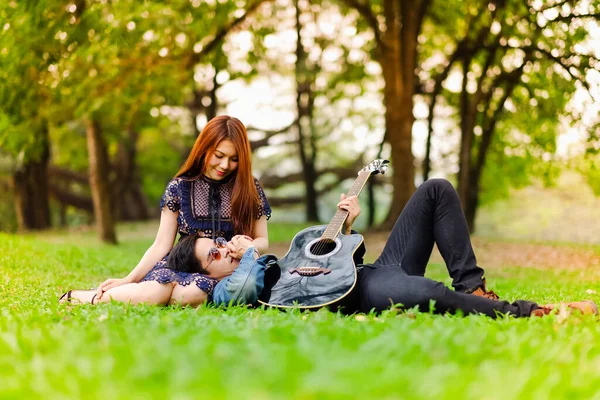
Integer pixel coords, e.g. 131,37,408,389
126,209,179,281
96,208,179,299
251,215,269,254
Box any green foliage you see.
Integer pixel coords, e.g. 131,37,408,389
420,0,599,210
3,230,600,398
137,125,193,205
1,0,598,234
575,156,600,196
0,1,65,164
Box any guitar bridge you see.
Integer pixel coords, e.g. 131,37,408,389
289,267,331,277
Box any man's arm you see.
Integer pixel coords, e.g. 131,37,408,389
212,248,267,305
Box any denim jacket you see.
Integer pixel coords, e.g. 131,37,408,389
211,247,276,306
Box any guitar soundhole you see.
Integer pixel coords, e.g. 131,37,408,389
309,239,337,256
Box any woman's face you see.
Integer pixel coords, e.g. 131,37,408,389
204,139,239,181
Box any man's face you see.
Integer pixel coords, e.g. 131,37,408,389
194,238,239,280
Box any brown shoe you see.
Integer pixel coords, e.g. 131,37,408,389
467,278,499,300
530,300,599,317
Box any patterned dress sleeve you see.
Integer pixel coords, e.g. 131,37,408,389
160,179,181,212
254,178,272,220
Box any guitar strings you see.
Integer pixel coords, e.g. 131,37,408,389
313,169,372,256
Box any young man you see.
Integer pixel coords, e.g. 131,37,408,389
178,179,598,317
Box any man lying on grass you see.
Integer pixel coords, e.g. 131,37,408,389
61,179,598,318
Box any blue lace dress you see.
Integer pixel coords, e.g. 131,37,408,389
140,175,272,296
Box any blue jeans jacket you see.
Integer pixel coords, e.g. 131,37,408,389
211,248,275,306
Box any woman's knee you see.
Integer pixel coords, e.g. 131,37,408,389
169,284,208,307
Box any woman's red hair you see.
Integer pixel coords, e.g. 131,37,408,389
175,115,260,236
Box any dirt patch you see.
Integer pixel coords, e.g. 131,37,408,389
464,238,600,271
269,232,600,271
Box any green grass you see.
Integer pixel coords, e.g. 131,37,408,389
2,228,600,400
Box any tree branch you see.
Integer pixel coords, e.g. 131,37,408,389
247,121,295,151
48,186,94,212
488,43,599,102
531,46,593,94
266,173,388,207
187,0,271,68
545,13,600,23
48,166,89,185
475,67,524,177
260,162,363,189
341,0,384,49
417,0,432,30
538,0,571,12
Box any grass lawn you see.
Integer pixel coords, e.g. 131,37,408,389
2,223,600,400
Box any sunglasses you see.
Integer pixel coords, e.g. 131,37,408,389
206,237,228,267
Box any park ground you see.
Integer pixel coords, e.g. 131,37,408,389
2,176,600,399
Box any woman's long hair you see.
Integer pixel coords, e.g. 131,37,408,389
175,115,259,236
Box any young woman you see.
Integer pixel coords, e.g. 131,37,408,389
60,115,271,307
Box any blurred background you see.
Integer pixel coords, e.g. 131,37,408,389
0,0,599,245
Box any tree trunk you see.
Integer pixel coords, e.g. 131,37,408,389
341,0,431,227
295,0,319,222
188,66,220,136
208,67,219,121
464,173,480,232
113,129,150,221
457,58,476,214
12,127,51,231
367,135,387,227
58,204,67,227
459,57,527,231
380,0,417,227
86,118,117,244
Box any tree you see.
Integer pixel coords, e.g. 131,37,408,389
48,0,272,242
0,1,68,230
338,0,432,227
422,0,600,231
230,0,383,219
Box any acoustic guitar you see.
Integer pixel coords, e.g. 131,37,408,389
258,159,389,309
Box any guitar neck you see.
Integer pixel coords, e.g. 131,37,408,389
321,170,372,240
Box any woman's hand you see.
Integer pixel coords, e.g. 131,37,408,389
96,277,133,300
231,234,253,243
338,193,361,234
226,235,255,260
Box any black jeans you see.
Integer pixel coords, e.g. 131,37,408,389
349,179,539,318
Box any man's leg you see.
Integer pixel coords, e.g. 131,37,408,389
374,179,484,293
358,266,537,317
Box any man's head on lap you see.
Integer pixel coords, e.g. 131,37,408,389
168,236,239,280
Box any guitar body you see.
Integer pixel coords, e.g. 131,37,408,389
257,159,388,310
258,225,365,309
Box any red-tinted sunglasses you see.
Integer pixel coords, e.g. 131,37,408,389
207,237,228,265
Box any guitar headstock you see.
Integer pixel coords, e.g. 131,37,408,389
360,159,390,175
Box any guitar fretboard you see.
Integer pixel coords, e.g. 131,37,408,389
321,170,372,240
